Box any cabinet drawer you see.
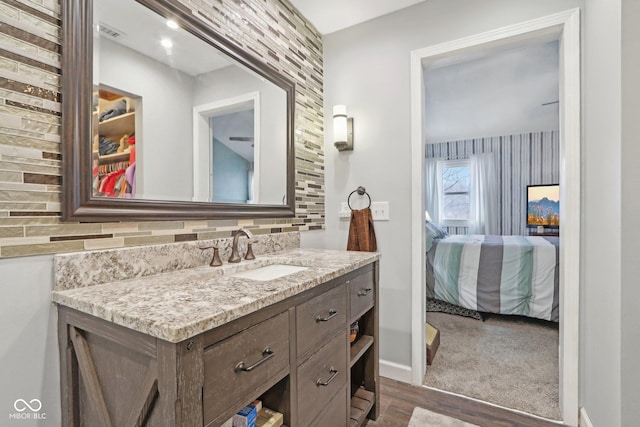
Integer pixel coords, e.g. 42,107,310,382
297,330,348,427
296,284,347,359
349,269,375,321
309,385,348,427
202,311,289,425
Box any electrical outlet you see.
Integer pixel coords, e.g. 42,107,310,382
371,201,389,221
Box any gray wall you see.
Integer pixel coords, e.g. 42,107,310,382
582,0,622,425
620,1,640,424
322,0,582,368
582,0,640,425
0,256,59,425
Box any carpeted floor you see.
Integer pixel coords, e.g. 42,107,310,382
408,407,480,427
423,312,560,420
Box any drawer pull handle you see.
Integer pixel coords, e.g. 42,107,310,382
358,288,373,296
235,347,274,372
316,309,338,322
316,368,339,386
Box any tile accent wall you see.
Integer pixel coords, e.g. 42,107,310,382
0,0,325,258
426,130,560,236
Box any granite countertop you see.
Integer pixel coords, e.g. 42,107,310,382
52,248,379,343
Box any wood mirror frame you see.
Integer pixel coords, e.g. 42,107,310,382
61,0,296,221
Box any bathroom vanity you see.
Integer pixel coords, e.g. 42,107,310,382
53,247,379,426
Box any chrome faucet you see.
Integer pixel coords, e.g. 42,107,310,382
228,228,255,263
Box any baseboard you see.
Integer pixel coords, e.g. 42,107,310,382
580,407,594,427
380,359,412,383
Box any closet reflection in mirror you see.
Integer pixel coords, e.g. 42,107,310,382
92,0,287,204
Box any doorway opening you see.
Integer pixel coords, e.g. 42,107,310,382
423,37,561,419
192,92,260,203
410,9,580,426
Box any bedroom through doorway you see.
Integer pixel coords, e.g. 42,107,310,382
422,37,561,420
412,10,579,425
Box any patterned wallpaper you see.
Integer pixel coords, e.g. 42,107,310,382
0,0,325,258
426,130,560,236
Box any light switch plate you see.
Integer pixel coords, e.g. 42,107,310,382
371,201,389,221
339,201,390,220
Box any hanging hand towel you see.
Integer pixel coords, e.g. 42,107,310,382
347,208,377,252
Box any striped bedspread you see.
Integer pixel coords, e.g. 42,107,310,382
426,235,559,322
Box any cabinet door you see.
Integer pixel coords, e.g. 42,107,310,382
297,330,348,427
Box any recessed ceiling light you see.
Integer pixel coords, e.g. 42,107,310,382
161,38,173,49
166,19,179,30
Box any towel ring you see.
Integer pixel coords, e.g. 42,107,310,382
347,186,371,210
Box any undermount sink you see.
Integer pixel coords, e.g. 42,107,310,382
231,264,309,281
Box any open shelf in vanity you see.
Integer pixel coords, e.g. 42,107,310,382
347,268,379,427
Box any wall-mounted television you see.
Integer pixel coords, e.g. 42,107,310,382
527,184,559,228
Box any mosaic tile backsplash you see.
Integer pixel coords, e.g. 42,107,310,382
0,0,325,258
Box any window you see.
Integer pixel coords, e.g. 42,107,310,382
438,159,471,224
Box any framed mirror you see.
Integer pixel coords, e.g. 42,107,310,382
62,0,296,221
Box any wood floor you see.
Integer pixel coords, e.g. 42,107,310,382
366,377,567,427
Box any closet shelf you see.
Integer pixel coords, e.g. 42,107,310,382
93,151,131,164
98,111,135,138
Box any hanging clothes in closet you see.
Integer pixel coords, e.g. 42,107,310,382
93,158,133,198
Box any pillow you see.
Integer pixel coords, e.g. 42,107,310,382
426,232,435,253
425,221,448,252
426,221,448,239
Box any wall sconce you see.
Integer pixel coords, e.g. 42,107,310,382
333,105,353,151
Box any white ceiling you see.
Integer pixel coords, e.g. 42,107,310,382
424,40,560,143
289,0,426,34
96,0,231,76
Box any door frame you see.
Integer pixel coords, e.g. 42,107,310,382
192,92,260,202
409,9,581,425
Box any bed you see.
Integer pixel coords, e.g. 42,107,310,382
426,229,559,322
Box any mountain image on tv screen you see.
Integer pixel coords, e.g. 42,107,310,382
527,185,559,227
